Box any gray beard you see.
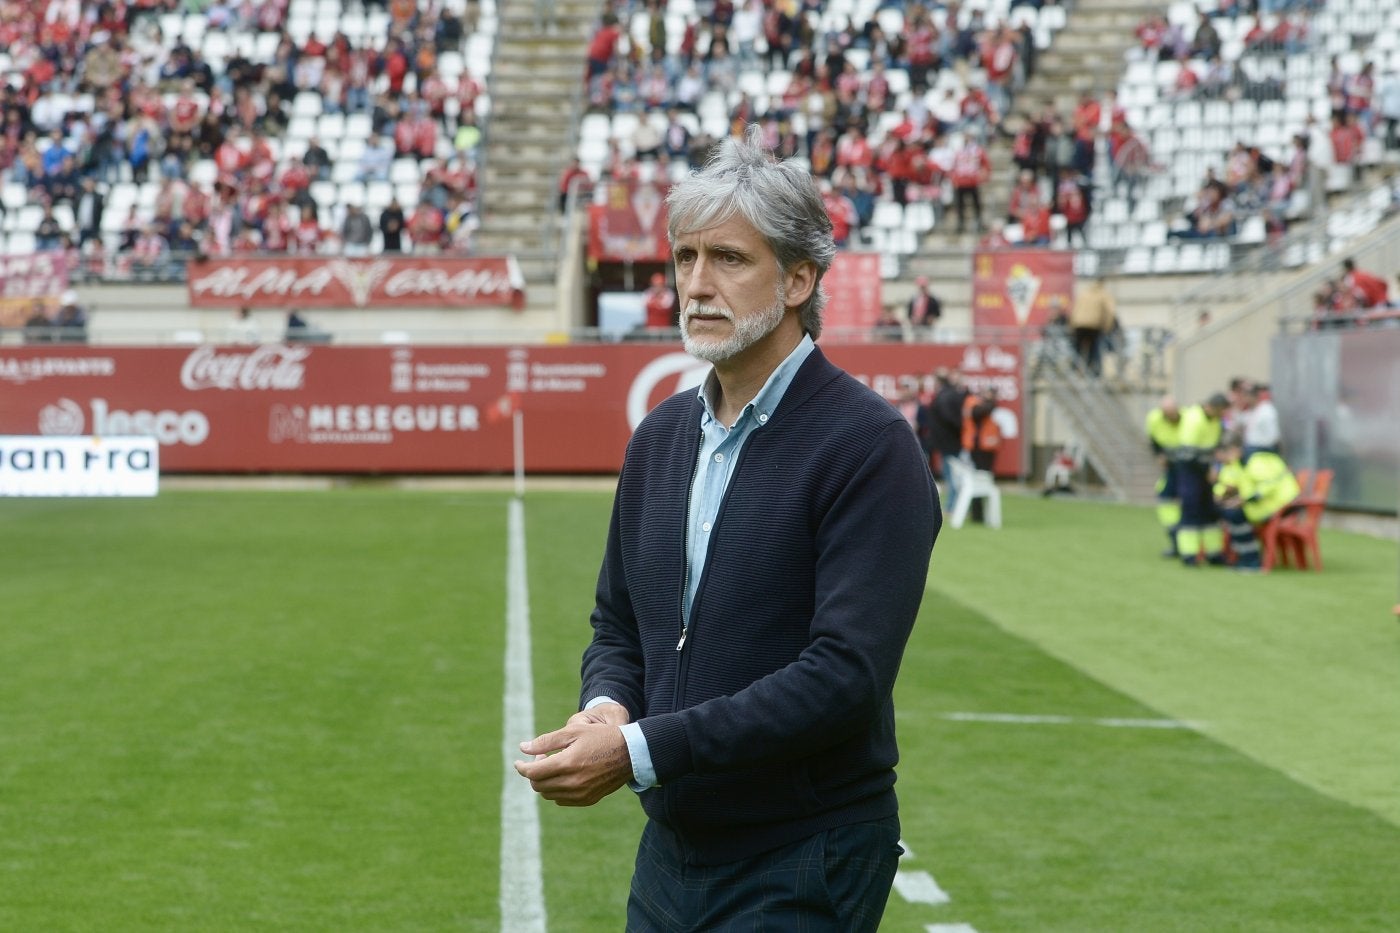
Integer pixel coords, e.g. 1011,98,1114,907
681,293,788,363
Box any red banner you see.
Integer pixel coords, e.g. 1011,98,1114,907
819,253,884,338
0,342,1024,476
587,180,671,262
972,249,1074,332
1,253,71,328
185,256,526,309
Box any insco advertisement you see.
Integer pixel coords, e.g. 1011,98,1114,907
0,344,1024,475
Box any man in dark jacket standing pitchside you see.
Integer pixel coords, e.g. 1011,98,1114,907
516,127,941,931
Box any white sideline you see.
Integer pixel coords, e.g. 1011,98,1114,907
893,869,952,906
500,498,546,932
939,712,1198,729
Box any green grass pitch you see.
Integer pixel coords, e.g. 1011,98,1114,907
3,489,1398,931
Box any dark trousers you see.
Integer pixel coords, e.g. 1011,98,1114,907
1072,327,1102,375
627,816,902,932
954,185,982,232
1219,505,1261,567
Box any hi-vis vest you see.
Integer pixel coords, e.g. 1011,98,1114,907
1175,405,1222,467
1214,452,1301,523
1145,408,1181,455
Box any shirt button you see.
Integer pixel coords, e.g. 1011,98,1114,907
758,413,768,423
714,453,724,463
701,521,712,532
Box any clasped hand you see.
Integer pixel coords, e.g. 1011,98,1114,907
514,702,633,807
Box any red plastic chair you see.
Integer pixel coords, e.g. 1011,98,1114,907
1275,469,1333,571
1255,469,1310,573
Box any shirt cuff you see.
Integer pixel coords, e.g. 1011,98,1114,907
586,696,657,791
619,722,658,790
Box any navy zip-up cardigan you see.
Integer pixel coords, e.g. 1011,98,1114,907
581,346,941,864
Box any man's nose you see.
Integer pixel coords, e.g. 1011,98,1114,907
679,259,716,304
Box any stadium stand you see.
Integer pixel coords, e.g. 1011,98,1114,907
0,0,497,277
0,0,1395,300
566,0,1398,278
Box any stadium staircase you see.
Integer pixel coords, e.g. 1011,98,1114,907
981,0,1160,226
472,0,601,313
1032,345,1161,502
1030,336,1159,501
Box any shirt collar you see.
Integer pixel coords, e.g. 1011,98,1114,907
698,334,815,429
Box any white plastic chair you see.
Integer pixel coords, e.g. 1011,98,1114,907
946,456,1002,530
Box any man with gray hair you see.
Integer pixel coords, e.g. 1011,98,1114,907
516,127,940,929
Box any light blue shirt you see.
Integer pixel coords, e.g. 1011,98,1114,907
590,334,815,790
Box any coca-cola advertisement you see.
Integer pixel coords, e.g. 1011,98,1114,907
186,256,526,310
0,343,1025,475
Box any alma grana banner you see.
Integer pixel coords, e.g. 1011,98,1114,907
186,256,527,309
0,435,159,496
0,343,1025,475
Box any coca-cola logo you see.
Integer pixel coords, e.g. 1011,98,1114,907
181,345,310,391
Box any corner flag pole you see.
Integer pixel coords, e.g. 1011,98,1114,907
513,409,525,500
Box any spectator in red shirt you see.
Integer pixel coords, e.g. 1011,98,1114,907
864,61,892,113
982,26,1018,124
835,125,873,171
1342,258,1389,308
1054,168,1090,248
1330,112,1364,182
293,206,323,254
381,37,411,95
557,157,593,211
1006,169,1042,224
261,201,293,252
1020,201,1052,246
408,202,445,252
1071,91,1101,176
642,272,676,330
950,136,990,235
587,13,624,78
821,182,859,248
215,132,250,176
278,156,312,197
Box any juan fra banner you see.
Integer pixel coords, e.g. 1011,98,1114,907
0,435,159,497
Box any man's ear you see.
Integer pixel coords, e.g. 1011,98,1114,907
784,260,817,311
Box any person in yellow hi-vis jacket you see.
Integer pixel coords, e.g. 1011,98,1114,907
1145,395,1182,558
1213,436,1302,572
1173,393,1229,566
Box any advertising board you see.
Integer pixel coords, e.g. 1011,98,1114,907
0,343,1024,476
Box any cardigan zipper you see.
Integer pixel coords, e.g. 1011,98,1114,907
678,428,703,651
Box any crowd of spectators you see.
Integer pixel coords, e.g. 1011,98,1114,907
571,0,1395,260
1126,1,1400,246
1,0,489,279
570,0,1058,247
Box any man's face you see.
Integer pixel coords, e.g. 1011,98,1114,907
672,214,796,365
